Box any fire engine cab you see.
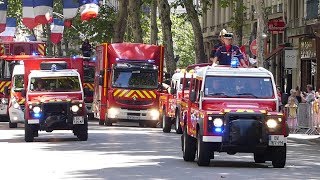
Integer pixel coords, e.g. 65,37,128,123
23,59,87,142
93,43,164,127
180,65,287,168
160,69,192,133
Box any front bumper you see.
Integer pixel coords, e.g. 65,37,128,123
107,108,159,121
9,107,24,123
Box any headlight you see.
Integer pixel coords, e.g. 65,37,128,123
33,106,41,113
71,105,80,113
108,107,119,118
266,119,277,128
213,118,223,127
149,109,159,120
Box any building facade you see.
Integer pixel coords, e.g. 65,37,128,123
202,0,320,93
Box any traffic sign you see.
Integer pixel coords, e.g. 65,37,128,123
250,39,257,56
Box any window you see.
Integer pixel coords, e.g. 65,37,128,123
30,76,81,92
112,70,158,89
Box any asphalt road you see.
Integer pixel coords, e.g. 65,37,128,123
0,121,319,180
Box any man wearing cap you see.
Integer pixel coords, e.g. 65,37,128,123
209,29,227,63
211,31,248,67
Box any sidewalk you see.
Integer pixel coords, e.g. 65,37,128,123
288,134,320,144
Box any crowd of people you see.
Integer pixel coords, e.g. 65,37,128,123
281,85,320,133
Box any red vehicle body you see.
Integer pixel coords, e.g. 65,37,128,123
0,42,46,119
180,65,288,168
93,43,164,127
23,57,87,142
159,70,192,133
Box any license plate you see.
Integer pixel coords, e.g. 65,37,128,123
73,116,84,124
127,115,140,120
269,135,285,146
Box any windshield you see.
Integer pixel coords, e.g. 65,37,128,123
204,76,274,98
13,74,24,91
112,70,158,89
84,66,95,83
30,76,81,92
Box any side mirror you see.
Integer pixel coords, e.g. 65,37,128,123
3,86,9,96
170,88,176,95
99,76,104,86
190,90,196,103
21,89,26,97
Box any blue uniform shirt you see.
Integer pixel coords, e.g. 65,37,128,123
210,42,223,58
214,45,243,65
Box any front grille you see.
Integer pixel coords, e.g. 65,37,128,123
128,112,140,116
116,99,153,106
225,114,264,146
42,102,69,121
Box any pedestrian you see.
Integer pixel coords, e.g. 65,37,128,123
81,39,92,57
285,89,298,132
211,31,248,67
295,86,302,103
277,87,282,112
209,29,226,63
301,84,315,103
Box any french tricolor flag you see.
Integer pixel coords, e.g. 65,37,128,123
0,18,16,42
63,1,79,19
0,0,8,33
22,0,36,29
79,0,99,21
50,18,64,44
34,0,53,25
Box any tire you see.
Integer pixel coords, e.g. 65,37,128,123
98,120,105,126
196,132,211,166
25,123,35,142
148,121,158,128
105,114,112,126
9,121,17,128
75,119,88,141
175,111,182,134
182,127,196,162
162,111,171,133
272,145,286,168
254,153,266,163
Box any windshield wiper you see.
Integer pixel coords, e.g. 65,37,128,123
236,93,258,98
208,92,229,97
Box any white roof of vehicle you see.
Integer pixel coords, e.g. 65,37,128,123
29,69,80,78
195,66,273,78
12,64,25,75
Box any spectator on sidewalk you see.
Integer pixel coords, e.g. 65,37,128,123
277,87,282,112
285,89,298,132
301,84,315,104
295,86,302,103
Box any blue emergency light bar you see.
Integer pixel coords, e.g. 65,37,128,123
231,57,239,68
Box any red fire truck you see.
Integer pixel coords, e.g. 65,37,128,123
22,57,87,142
0,42,46,120
180,65,287,168
159,69,192,133
93,43,164,127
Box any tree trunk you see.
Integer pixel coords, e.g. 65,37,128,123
150,0,158,45
113,0,128,43
57,41,63,56
233,0,244,46
45,24,53,56
183,0,206,63
158,0,176,75
64,39,69,56
256,0,268,67
128,0,143,43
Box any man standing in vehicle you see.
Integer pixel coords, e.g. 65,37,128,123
211,31,248,67
209,29,227,63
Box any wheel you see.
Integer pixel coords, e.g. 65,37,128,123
99,120,105,126
75,119,88,141
105,114,112,126
196,132,211,166
175,111,182,134
148,121,158,128
25,122,35,142
9,121,17,128
162,111,171,133
254,153,266,163
182,127,196,161
271,145,286,168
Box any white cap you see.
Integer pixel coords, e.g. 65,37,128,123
219,29,228,36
